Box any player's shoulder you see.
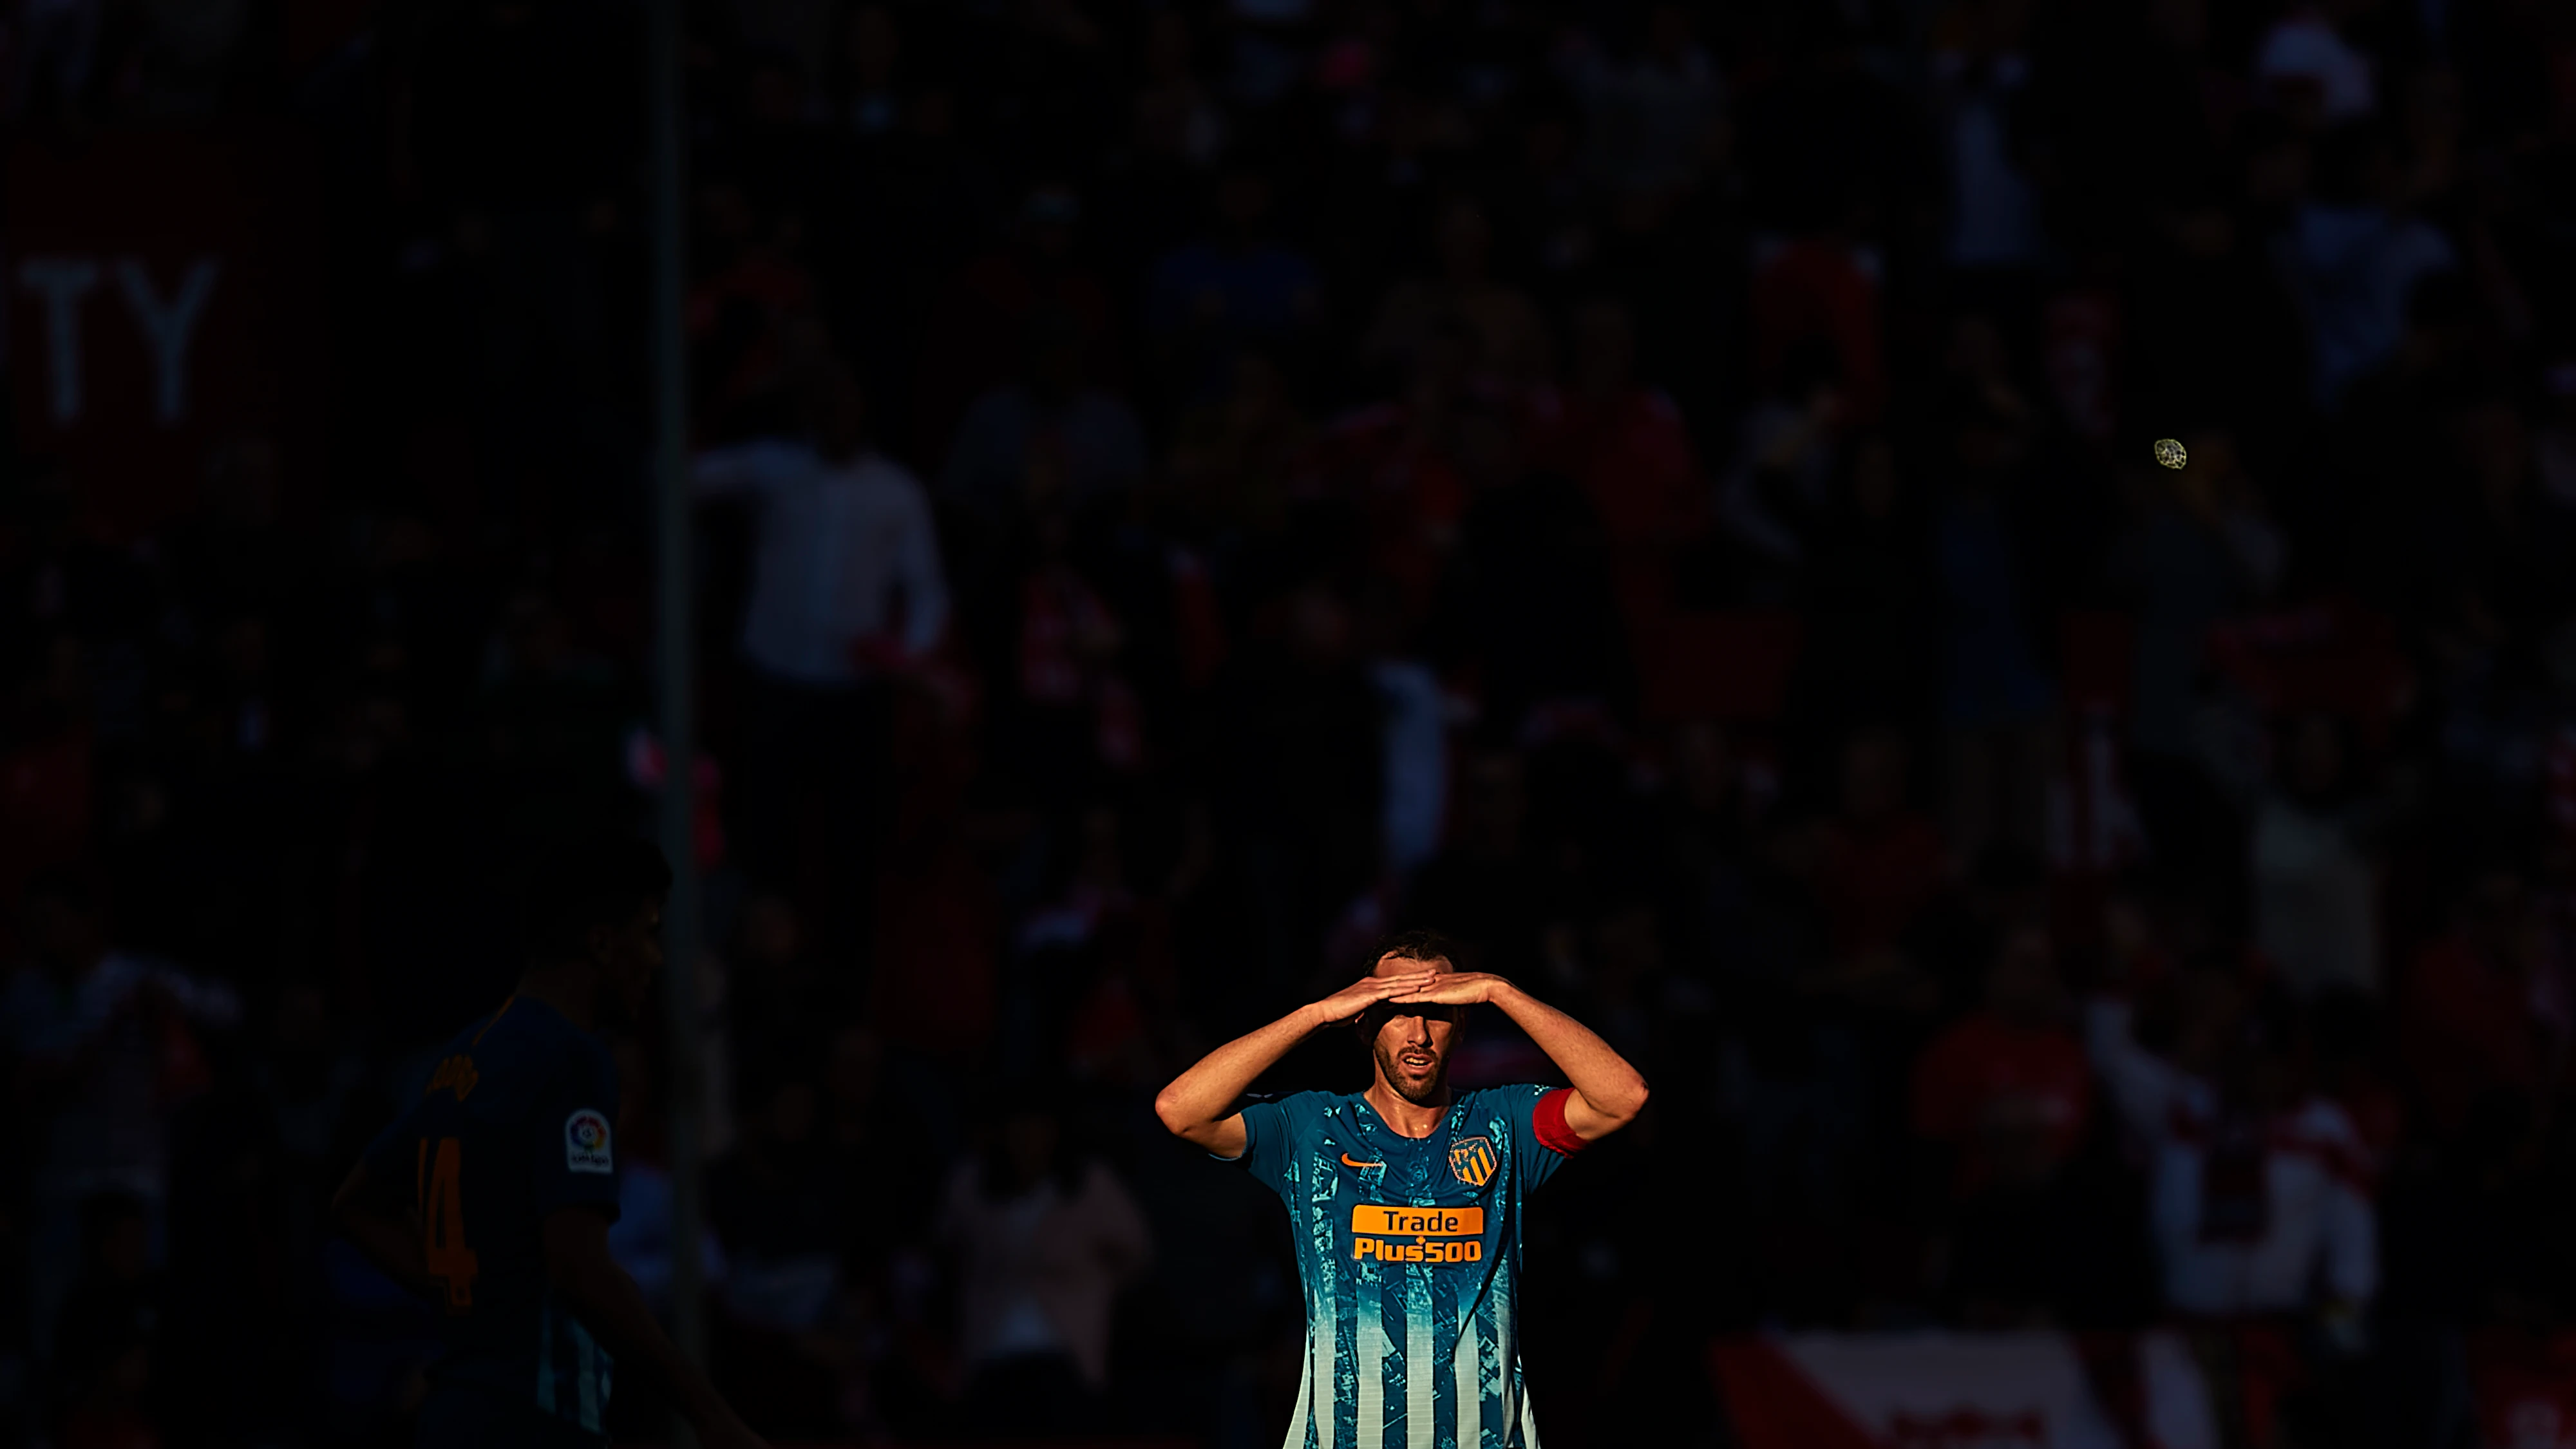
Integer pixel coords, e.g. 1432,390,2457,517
1249,1089,1360,1134
453,998,609,1090
1454,1083,1552,1131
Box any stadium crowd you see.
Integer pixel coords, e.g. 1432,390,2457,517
5,0,2576,1446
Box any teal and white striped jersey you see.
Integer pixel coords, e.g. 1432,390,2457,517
1231,1084,1587,1449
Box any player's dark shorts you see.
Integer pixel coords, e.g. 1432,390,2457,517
417,1383,607,1449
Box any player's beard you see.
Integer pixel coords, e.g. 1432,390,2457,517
1375,1038,1450,1107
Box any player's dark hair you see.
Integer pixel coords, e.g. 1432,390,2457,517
1376,929,1458,967
520,836,672,963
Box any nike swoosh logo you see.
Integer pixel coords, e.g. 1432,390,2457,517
1341,1153,1384,1170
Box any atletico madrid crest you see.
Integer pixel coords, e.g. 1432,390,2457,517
1449,1135,1499,1188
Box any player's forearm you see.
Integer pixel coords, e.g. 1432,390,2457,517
1153,1002,1323,1141
1490,983,1650,1124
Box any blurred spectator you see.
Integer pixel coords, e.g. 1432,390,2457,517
1714,337,1852,589
2255,3,2381,127
3,869,239,1352
1529,296,1703,652
2087,980,2378,1321
1911,924,2094,1320
1363,196,1550,388
1426,403,1627,730
1931,0,2048,279
1166,347,1312,538
725,893,835,1059
607,1034,730,1318
2282,124,2456,406
938,1101,1151,1435
918,184,1121,464
1359,582,1447,880
2400,853,2557,1142
1914,925,2090,1200
1804,727,1948,981
1001,805,1141,1075
1563,3,1722,201
1146,167,1321,402
689,185,822,440
607,1156,730,1321
1304,317,1482,611
2240,714,2392,1000
2420,395,2573,679
708,1074,857,1436
1490,90,1600,292
943,311,1150,525
694,368,949,912
1001,505,1142,812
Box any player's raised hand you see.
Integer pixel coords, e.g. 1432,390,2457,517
1314,971,1439,1026
1385,972,1513,1007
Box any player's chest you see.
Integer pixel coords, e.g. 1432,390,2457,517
1298,1108,1504,1191
1322,1124,1502,1192
1305,1120,1506,1265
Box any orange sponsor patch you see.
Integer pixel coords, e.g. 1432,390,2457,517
1349,1204,1487,1262
1352,1204,1484,1236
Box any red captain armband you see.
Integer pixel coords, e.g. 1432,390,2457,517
1533,1088,1587,1156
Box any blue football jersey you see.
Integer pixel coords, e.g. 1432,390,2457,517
1231,1084,1580,1449
363,995,623,1436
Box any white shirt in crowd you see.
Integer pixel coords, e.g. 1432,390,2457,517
1370,658,1448,876
2251,799,2380,1000
1937,50,2047,270
694,440,951,687
2085,998,2378,1320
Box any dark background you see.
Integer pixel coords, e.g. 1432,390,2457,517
3,0,2576,1446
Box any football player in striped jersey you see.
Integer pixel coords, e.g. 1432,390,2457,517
1155,931,1649,1448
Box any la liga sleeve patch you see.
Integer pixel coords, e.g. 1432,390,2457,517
565,1108,614,1173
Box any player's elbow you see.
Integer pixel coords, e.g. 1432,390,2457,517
1151,1086,1196,1139
1600,1074,1651,1128
1153,1088,1237,1155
